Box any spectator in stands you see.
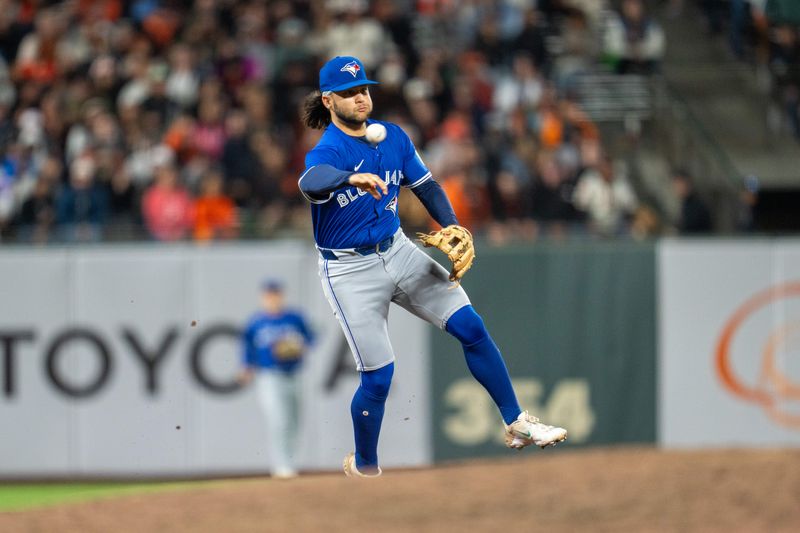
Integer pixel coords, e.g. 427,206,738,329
671,169,713,234
192,97,227,162
530,149,577,240
769,23,800,140
603,0,666,74
430,115,482,231
0,2,28,66
0,0,667,243
193,168,237,242
15,169,56,243
453,51,494,136
249,129,290,232
630,205,663,239
14,154,60,243
116,53,152,119
165,43,199,110
573,154,639,236
221,108,260,208
552,8,594,90
536,85,566,149
141,162,193,241
512,7,549,70
142,61,177,126
14,8,64,84
493,52,545,122
312,0,394,70
737,174,760,232
106,167,139,239
56,153,109,242
473,15,508,67
372,0,416,69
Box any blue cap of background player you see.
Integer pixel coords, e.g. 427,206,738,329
261,279,284,293
319,56,379,94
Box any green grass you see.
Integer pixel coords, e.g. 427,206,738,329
0,481,202,512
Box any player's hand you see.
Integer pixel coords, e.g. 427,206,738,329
348,173,387,200
237,368,254,386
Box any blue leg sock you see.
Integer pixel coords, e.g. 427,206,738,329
446,305,522,425
351,362,394,470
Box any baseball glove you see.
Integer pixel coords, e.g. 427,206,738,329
272,334,304,361
417,224,475,285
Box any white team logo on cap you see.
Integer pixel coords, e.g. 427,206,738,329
341,61,361,77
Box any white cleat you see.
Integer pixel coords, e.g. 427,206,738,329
343,452,382,478
504,411,567,449
271,468,298,480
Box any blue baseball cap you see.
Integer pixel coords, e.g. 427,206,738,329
319,56,379,93
261,279,284,293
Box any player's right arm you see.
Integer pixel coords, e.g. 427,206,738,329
299,166,387,201
299,147,386,202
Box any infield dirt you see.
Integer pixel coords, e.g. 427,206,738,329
1,447,799,532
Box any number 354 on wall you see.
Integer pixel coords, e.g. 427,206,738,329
443,378,596,446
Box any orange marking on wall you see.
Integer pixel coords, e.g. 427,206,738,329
714,282,800,408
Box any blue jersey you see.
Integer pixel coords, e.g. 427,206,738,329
300,120,431,249
242,310,313,372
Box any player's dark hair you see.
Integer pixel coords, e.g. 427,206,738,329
302,91,331,130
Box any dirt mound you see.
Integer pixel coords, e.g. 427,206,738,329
2,447,799,533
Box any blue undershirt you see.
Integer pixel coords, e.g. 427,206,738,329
410,180,458,228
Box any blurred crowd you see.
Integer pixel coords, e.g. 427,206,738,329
688,0,800,140
0,0,677,246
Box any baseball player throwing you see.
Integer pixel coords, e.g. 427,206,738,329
299,56,567,477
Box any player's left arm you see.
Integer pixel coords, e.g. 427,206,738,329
398,127,475,283
410,180,459,228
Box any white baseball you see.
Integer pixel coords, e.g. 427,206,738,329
365,123,387,143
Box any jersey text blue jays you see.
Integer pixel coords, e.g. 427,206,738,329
300,120,430,249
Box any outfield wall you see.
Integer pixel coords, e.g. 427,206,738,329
659,239,800,447
2,238,800,478
431,242,657,461
0,244,431,477
431,237,800,461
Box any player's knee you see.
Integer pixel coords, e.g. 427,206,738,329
446,305,489,346
360,362,394,401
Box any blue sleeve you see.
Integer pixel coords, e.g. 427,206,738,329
299,146,352,203
298,165,353,202
242,321,257,367
411,179,459,228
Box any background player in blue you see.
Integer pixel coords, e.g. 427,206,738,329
299,56,567,477
239,279,313,479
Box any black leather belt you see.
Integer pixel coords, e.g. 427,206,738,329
319,235,395,260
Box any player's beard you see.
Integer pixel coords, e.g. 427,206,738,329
332,100,371,128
